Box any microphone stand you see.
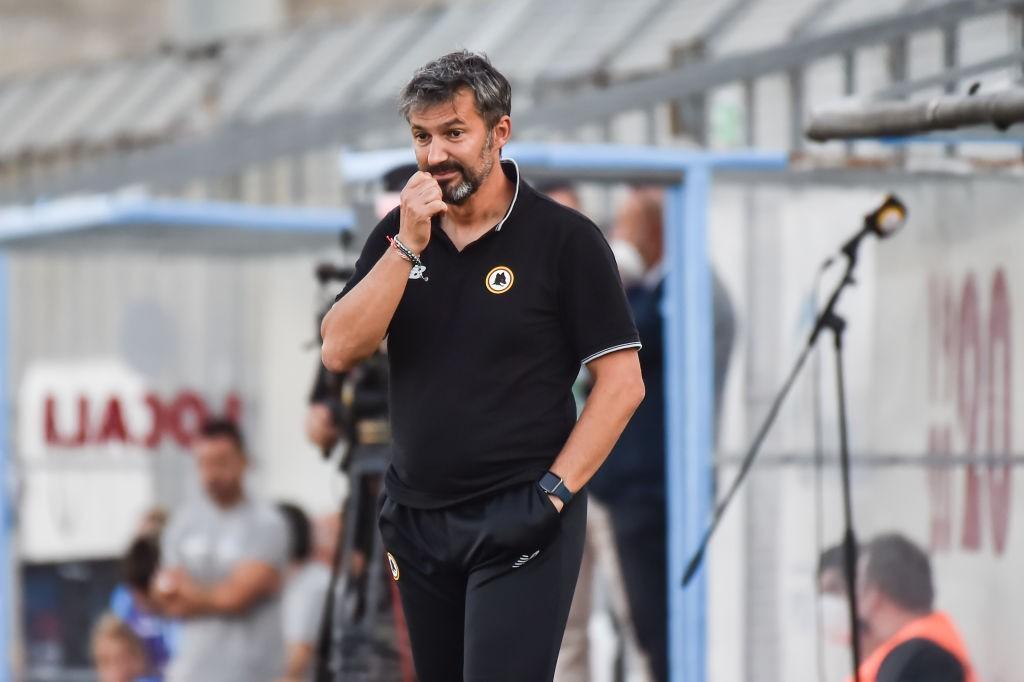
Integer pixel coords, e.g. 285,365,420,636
681,217,892,682
811,226,870,682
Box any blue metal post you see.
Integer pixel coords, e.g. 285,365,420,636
666,166,713,682
0,252,11,682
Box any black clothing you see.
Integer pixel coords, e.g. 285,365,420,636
378,484,588,682
337,160,640,509
876,638,966,682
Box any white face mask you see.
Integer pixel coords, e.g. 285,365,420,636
609,238,646,285
820,593,852,646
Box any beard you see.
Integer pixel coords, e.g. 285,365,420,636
423,132,495,205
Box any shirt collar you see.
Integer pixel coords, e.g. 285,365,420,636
494,158,522,232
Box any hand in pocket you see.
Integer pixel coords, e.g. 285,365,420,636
482,482,561,558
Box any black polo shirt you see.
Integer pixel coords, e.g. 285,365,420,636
337,160,641,508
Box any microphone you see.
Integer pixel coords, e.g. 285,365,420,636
840,194,907,264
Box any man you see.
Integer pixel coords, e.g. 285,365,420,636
815,543,856,682
155,418,290,682
848,533,977,682
320,50,645,681
588,188,736,682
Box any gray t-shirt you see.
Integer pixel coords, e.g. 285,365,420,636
162,496,289,682
282,561,331,680
283,561,331,647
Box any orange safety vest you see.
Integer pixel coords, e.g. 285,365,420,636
845,611,978,682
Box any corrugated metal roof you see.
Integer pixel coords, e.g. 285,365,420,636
45,64,139,150
543,0,665,82
311,8,440,113
608,0,726,77
714,0,822,55
0,0,1017,165
0,72,85,157
243,19,367,121
130,60,215,140
219,30,312,119
364,2,501,103
0,80,38,141
809,0,895,34
489,0,590,84
80,57,182,144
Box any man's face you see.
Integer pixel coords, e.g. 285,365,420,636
408,88,508,205
818,566,846,596
194,435,245,506
612,190,664,270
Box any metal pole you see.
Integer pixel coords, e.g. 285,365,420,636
666,165,713,682
830,323,864,682
0,251,11,682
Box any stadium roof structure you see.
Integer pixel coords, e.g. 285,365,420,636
0,0,1011,163
2,0,1023,205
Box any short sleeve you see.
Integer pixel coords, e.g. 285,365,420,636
559,221,642,365
335,209,400,302
283,567,330,645
244,507,290,571
159,513,185,569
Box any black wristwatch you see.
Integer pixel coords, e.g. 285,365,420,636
538,471,574,506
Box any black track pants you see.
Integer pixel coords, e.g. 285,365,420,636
378,482,588,682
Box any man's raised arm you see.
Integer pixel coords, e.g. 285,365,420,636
321,171,444,372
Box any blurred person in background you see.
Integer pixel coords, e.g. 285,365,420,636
276,502,332,682
816,542,857,682
818,543,851,597
91,613,151,682
109,534,176,680
321,50,644,682
846,533,977,682
154,418,290,682
538,178,652,682
589,187,736,682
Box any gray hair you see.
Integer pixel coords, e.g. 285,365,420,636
399,50,512,129
863,533,934,612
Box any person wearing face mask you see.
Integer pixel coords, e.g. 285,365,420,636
815,542,860,682
846,534,976,682
818,543,855,647
588,187,736,682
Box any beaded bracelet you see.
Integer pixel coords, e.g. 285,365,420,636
386,234,429,282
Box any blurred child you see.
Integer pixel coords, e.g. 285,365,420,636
92,613,149,682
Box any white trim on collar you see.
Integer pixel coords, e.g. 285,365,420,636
494,158,521,232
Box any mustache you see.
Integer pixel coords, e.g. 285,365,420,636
422,162,465,176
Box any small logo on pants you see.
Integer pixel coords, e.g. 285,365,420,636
513,550,540,569
387,552,400,581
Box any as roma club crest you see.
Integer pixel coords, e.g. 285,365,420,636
485,266,514,295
